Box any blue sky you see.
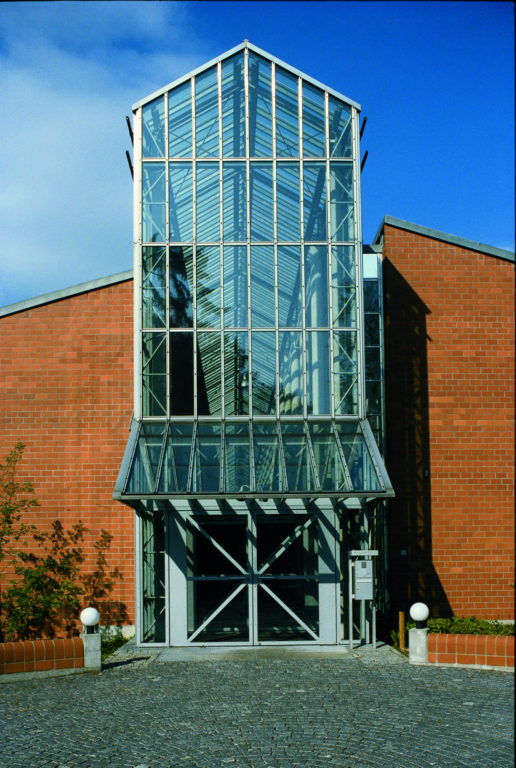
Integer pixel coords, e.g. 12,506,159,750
0,1,514,306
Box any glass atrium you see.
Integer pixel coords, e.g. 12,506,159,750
115,42,393,646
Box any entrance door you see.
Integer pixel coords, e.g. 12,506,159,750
168,508,339,645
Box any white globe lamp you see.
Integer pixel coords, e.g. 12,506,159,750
409,602,429,628
80,606,100,634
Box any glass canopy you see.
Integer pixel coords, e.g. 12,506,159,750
115,418,393,500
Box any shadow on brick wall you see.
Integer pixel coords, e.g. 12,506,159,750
383,259,451,621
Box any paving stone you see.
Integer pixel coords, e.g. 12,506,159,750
0,645,513,767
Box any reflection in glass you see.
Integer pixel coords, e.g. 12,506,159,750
304,162,327,241
257,516,318,575
250,163,273,241
142,163,166,242
365,347,380,380
169,247,193,328
306,331,330,415
197,332,222,416
363,279,380,313
248,53,272,156
187,519,246,576
141,511,166,643
142,97,165,158
278,331,303,415
252,332,276,415
251,246,274,327
365,313,380,346
224,422,250,492
197,246,220,328
224,246,247,328
159,423,194,492
309,422,350,492
302,82,325,157
170,332,193,415
329,97,352,157
223,163,246,241
281,422,316,492
224,332,249,416
222,54,245,157
190,584,248,642
332,246,356,327
196,164,220,242
305,245,329,327
257,584,316,641
195,66,219,157
126,423,165,494
142,332,166,416
142,246,166,328
276,162,300,241
191,423,222,492
336,422,380,491
169,163,193,242
333,331,358,415
330,163,353,241
275,66,299,157
169,80,192,157
277,246,302,327
253,422,284,492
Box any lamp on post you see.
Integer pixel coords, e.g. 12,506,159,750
80,607,101,671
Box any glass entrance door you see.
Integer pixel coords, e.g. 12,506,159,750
168,507,339,645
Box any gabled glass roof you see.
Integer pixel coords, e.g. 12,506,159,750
132,41,361,112
114,418,393,501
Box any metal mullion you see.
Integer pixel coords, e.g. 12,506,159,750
133,106,144,421
249,421,256,493
325,91,335,419
217,62,225,420
331,421,354,491
244,47,253,417
164,92,171,418
191,77,198,420
276,421,289,492
249,508,257,644
352,106,365,420
360,419,388,492
186,420,197,492
154,422,169,494
219,419,225,493
298,79,307,420
271,62,280,419
304,422,321,491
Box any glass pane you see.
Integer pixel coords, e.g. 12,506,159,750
333,331,358,415
258,584,316,641
332,246,356,328
196,163,220,242
336,422,380,491
251,332,276,415
253,422,284,492
366,380,381,415
126,423,165,494
329,97,352,158
250,162,273,241
169,80,192,158
169,246,193,328
277,246,302,327
142,97,165,158
306,331,330,415
195,66,219,157
142,246,166,328
330,163,354,241
142,332,166,416
303,162,326,241
224,332,249,416
191,423,222,492
275,66,299,157
365,346,381,380
257,516,318,576
169,162,193,242
248,52,272,157
187,518,247,576
197,245,220,328
363,279,380,313
365,313,379,346
197,332,222,416
170,332,193,415
251,245,274,327
302,82,325,158
280,422,316,492
308,422,350,492
223,162,246,241
276,162,300,241
141,511,166,643
278,331,303,415
224,422,250,492
223,246,247,327
305,245,329,327
191,584,248,642
221,53,245,157
142,163,166,242
159,423,194,492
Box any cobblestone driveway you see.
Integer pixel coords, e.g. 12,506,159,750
1,644,513,768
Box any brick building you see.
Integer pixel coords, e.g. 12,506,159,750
0,43,514,644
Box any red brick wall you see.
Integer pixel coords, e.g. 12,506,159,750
428,634,514,669
0,280,135,626
0,638,84,674
383,225,515,620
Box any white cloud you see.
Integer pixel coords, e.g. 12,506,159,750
0,1,211,306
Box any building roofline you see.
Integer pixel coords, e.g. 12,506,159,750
0,270,133,318
372,215,515,263
131,40,361,112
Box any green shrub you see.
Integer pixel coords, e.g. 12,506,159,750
407,616,514,636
